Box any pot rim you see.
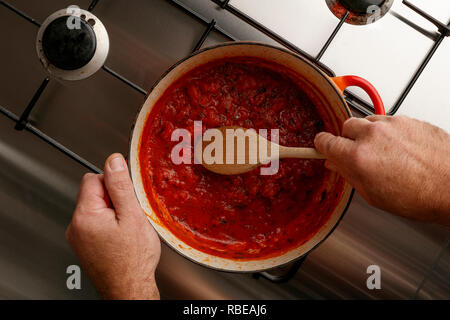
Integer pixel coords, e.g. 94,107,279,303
128,41,355,273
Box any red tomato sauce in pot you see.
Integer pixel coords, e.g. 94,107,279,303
139,57,344,260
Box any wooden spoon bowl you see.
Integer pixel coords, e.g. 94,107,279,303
195,126,325,175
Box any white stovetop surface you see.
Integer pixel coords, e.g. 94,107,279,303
230,0,450,131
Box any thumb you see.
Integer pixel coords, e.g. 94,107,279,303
103,153,142,219
314,132,354,162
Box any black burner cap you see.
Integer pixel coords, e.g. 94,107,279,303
339,0,386,15
42,16,97,70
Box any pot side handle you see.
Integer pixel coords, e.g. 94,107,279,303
332,76,386,115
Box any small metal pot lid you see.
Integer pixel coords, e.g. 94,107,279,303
36,7,109,81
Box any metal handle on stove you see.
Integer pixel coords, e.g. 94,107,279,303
253,256,306,283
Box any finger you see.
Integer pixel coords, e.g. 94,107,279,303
324,160,338,172
103,153,142,220
342,117,371,140
76,173,109,213
365,115,391,122
314,132,355,162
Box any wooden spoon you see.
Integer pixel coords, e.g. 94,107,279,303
195,126,325,175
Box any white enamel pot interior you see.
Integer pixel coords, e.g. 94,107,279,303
129,42,362,272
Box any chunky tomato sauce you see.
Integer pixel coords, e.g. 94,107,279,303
139,57,343,260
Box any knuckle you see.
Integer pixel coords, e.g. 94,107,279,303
365,115,377,122
366,121,377,134
75,202,89,215
349,145,366,168
394,115,408,121
394,115,413,126
342,119,354,134
82,172,96,182
69,214,85,232
367,121,385,135
343,118,353,128
80,173,97,188
69,214,98,239
344,117,358,128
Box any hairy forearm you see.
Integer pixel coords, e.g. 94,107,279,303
423,154,450,227
99,276,160,300
315,116,450,228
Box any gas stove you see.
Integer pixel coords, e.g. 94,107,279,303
0,0,448,299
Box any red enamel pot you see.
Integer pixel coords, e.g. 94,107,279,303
129,42,385,272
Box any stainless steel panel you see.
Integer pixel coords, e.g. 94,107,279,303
415,240,450,299
0,116,98,299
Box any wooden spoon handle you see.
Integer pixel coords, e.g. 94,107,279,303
278,146,326,160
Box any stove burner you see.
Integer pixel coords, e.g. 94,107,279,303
339,0,386,15
326,0,394,25
36,8,109,81
42,16,97,70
